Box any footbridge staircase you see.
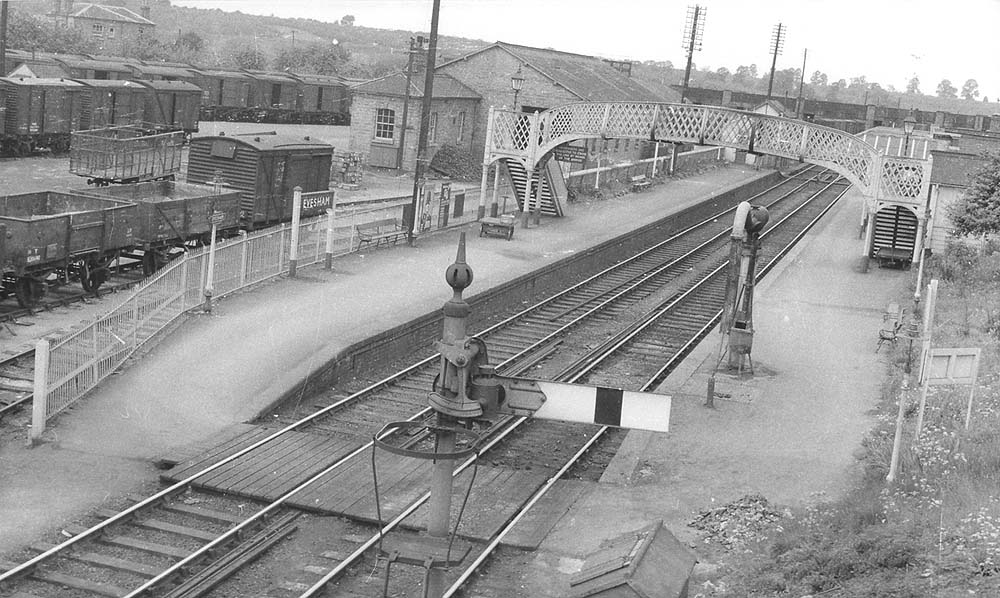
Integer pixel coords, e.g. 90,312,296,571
478,102,931,263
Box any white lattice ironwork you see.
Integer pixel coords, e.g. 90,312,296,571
487,102,928,204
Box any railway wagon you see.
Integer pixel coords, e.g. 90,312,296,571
192,69,254,109
0,77,91,154
186,133,334,228
133,80,202,133
76,79,149,130
77,180,242,273
0,192,136,306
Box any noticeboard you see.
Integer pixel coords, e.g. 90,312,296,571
923,348,980,386
553,145,587,164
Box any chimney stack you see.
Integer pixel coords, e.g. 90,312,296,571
140,3,151,20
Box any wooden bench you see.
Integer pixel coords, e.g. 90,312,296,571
875,246,912,269
480,215,515,240
630,174,652,192
356,218,407,249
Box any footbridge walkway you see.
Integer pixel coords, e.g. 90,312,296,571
478,102,931,264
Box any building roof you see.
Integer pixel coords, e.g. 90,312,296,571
352,72,481,100
193,133,333,153
55,56,132,74
438,41,672,103
69,3,155,25
929,150,990,187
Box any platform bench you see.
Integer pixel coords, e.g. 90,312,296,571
630,174,652,192
357,218,407,249
480,215,515,240
875,246,912,269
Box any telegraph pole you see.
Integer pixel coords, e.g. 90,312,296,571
0,1,9,77
680,4,705,103
407,0,441,246
397,36,425,170
796,48,807,118
765,22,785,103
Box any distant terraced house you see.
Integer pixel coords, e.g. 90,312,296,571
49,0,156,54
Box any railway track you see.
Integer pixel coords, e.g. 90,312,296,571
0,167,846,597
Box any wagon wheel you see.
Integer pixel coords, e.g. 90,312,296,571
141,248,169,276
14,278,45,309
80,260,109,294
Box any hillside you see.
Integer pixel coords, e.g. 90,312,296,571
8,0,1000,116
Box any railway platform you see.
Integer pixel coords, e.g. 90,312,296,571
0,164,766,556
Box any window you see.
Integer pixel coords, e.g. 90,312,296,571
92,23,104,37
107,26,115,38
428,112,438,143
456,111,466,142
375,108,395,141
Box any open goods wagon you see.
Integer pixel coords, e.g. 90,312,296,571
0,192,135,306
77,180,242,274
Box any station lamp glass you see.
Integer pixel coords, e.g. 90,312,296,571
510,66,525,110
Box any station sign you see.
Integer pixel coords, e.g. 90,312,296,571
301,190,335,216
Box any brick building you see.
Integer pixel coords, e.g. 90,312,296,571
50,1,155,55
349,72,481,171
349,41,674,173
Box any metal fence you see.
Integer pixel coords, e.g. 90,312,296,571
30,184,480,437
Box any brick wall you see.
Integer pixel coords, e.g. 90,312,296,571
437,47,582,165
350,92,479,171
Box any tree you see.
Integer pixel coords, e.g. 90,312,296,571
715,67,731,81
341,14,355,26
848,76,868,90
273,41,350,75
906,76,920,94
810,71,828,87
948,151,1000,238
936,79,958,98
961,79,980,101
223,40,267,70
7,9,97,54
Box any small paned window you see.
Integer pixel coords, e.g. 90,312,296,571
429,113,438,143
457,112,466,142
375,108,395,141
92,24,104,36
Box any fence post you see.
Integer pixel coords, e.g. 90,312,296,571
325,208,336,270
651,141,660,178
279,226,286,273
289,186,302,278
239,230,248,287
203,222,219,313
30,339,50,446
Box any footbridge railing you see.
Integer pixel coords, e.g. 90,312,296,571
486,102,929,203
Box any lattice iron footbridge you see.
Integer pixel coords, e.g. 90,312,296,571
477,101,931,262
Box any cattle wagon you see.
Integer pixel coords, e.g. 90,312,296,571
69,126,186,185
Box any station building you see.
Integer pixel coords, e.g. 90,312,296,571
348,41,677,175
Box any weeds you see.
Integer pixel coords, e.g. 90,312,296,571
726,241,1000,596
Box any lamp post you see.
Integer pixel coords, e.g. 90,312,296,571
902,113,917,157
510,65,524,111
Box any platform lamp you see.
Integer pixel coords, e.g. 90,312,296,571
510,65,525,111
903,113,917,157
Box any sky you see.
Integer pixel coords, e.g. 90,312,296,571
173,0,1000,101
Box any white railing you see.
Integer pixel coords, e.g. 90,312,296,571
487,102,931,204
30,184,482,437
